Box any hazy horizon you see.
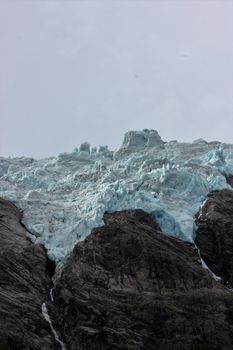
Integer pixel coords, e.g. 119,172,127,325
1,1,233,158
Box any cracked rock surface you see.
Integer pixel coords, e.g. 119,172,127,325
0,198,57,350
3,196,233,350
54,209,233,350
195,189,233,287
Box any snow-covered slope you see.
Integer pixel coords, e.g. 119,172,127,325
1,130,233,263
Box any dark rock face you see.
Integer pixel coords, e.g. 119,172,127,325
0,198,57,350
54,209,233,350
226,176,233,188
195,189,233,287
3,196,233,350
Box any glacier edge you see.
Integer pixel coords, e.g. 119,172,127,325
0,129,233,263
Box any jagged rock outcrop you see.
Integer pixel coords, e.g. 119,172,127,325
195,188,233,287
54,209,233,350
0,198,57,350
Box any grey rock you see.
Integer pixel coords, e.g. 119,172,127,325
195,188,233,287
0,198,57,350
54,209,233,350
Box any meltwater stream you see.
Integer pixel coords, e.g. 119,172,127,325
41,302,66,350
195,244,221,282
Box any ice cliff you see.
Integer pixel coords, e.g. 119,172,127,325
1,129,233,263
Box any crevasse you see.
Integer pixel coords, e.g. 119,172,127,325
0,129,233,263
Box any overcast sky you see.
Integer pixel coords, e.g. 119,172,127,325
1,1,233,158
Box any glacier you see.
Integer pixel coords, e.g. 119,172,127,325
0,129,233,264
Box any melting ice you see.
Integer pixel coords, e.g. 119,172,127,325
0,129,233,263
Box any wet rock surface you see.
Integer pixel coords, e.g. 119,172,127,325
54,209,233,350
0,198,57,350
195,188,233,287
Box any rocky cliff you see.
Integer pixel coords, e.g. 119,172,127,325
0,198,57,350
195,189,233,288
2,194,233,349
54,209,233,350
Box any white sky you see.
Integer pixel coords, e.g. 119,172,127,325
1,0,233,158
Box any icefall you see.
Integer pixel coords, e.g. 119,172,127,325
0,129,232,263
